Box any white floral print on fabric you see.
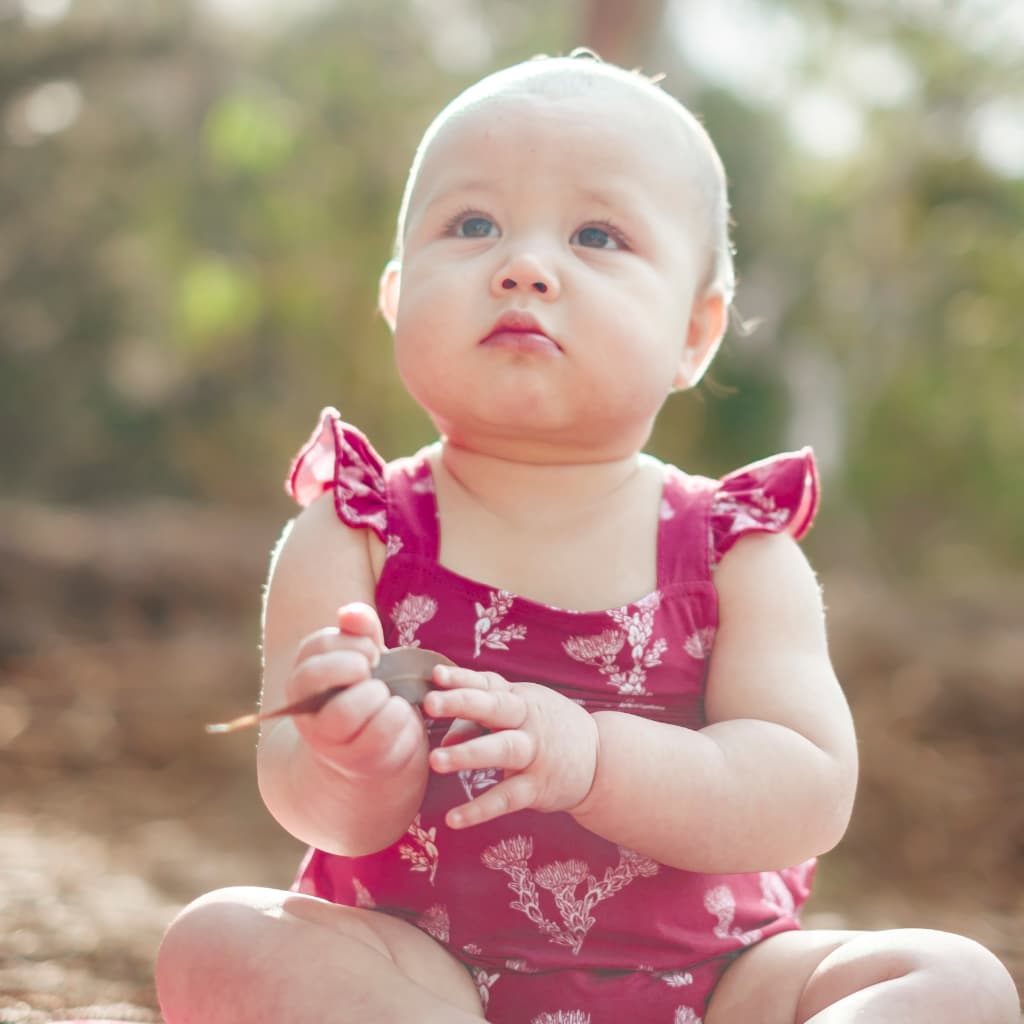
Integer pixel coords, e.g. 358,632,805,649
532,1012,592,1024
471,964,500,1010
683,627,716,661
563,593,667,696
473,590,528,658
674,1007,703,1024
392,594,438,647
385,533,404,558
337,495,385,539
398,814,439,885
481,836,659,955
659,970,695,988
420,904,450,943
759,871,796,916
352,878,376,909
459,768,501,801
330,426,388,537
703,885,762,947
710,486,791,567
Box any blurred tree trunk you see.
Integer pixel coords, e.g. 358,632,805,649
575,0,668,66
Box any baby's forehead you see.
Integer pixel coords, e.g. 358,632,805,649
437,61,695,148
410,60,720,203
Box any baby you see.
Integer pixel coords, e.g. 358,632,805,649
155,51,1019,1024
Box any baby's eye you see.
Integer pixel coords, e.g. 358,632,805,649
448,213,498,239
572,224,623,250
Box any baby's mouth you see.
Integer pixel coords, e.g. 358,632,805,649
481,311,562,353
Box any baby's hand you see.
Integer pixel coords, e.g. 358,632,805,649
423,668,598,829
284,603,426,778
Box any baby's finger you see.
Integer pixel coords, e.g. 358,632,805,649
342,694,423,775
446,774,539,830
337,602,385,649
430,729,535,775
303,677,391,745
289,649,372,700
423,687,527,731
294,629,379,670
432,665,508,692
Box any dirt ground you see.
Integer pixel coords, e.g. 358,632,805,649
1,499,1021,1021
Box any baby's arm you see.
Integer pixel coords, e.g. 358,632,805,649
256,492,429,856
571,531,858,872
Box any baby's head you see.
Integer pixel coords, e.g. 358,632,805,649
379,51,735,458
394,51,734,306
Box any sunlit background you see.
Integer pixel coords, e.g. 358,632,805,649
1,0,1021,1018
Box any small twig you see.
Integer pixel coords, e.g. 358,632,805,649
205,646,454,734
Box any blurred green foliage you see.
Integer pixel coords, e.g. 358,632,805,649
0,0,1021,576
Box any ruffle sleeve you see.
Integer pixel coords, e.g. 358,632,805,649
710,447,819,566
285,407,388,541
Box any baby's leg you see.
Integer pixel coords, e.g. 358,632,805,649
705,927,1019,1024
155,886,486,1024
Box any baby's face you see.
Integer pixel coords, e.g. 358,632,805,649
382,74,724,460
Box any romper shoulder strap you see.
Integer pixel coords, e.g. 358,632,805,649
382,448,441,560
656,464,718,585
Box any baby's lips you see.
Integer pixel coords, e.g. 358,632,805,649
204,646,456,734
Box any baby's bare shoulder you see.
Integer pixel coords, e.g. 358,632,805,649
265,493,380,640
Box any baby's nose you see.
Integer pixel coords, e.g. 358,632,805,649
490,251,559,299
500,277,548,294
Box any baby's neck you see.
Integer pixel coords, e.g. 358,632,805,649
436,439,645,533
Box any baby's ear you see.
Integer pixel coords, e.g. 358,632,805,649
378,260,401,331
673,289,726,390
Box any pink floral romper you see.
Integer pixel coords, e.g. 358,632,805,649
287,408,821,1024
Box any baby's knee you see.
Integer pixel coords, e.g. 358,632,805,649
915,930,1020,1021
865,928,1019,1021
155,886,286,1017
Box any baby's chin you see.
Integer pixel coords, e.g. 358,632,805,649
433,415,656,466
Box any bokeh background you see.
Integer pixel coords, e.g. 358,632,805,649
1,0,1021,1018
